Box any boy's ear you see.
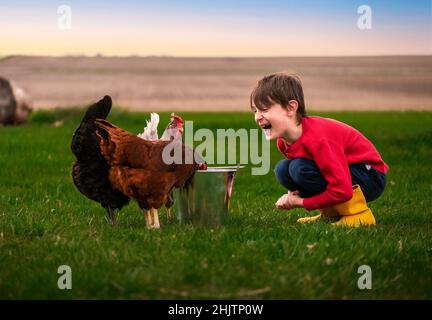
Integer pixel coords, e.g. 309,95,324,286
287,100,298,116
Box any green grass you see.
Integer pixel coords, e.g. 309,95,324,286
0,108,431,299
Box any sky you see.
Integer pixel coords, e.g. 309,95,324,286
1,0,431,57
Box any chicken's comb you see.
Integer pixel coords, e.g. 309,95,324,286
170,113,184,125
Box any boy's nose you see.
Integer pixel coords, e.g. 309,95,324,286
255,111,263,122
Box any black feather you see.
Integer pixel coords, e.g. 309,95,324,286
71,95,129,212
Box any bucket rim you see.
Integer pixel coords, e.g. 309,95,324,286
197,169,236,173
196,165,245,173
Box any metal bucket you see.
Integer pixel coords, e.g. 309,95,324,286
174,166,242,227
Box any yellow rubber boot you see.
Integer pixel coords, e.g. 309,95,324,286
297,207,339,224
297,213,322,224
331,185,376,227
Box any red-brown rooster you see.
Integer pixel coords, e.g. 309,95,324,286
95,115,206,229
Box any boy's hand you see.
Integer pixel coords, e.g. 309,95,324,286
275,191,304,210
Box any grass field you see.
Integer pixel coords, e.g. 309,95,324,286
0,108,431,299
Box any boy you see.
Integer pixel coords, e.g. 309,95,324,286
251,73,388,227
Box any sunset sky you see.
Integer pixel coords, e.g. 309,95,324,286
1,0,431,57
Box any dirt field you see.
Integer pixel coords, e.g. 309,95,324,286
1,55,431,111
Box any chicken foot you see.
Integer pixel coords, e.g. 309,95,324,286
152,208,161,229
144,209,153,229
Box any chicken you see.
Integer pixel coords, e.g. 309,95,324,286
95,116,206,229
71,96,130,225
160,113,184,141
137,112,181,222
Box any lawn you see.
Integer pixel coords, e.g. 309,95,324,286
0,107,431,299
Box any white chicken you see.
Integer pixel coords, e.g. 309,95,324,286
137,112,185,226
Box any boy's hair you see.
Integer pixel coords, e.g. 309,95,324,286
250,73,307,123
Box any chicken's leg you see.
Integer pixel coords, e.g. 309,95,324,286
107,206,116,226
144,209,153,229
152,208,161,229
166,207,171,221
165,191,174,221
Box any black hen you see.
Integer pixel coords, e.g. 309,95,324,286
71,95,129,225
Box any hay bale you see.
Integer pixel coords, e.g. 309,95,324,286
0,77,32,125
0,77,16,125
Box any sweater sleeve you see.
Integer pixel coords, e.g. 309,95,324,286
302,139,353,211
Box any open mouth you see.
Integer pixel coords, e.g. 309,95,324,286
261,124,272,139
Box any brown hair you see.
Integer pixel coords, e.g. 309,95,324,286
250,73,306,123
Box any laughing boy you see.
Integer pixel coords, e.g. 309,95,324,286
251,73,388,227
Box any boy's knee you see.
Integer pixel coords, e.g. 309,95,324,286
274,159,290,182
364,175,387,202
288,158,314,184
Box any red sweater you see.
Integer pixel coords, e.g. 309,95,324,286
277,116,388,211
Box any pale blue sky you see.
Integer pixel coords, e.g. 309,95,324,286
1,0,431,56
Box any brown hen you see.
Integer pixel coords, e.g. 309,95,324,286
95,118,206,228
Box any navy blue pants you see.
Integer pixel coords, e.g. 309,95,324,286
274,158,386,202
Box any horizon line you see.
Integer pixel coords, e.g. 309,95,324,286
2,53,432,60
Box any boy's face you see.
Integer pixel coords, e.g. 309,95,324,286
252,103,291,141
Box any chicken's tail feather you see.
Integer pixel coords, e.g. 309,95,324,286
148,112,160,133
95,119,117,162
82,95,112,123
138,112,160,140
95,119,134,165
95,119,129,141
95,118,115,132
71,96,112,159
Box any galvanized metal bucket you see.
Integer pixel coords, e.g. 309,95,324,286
174,166,242,227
